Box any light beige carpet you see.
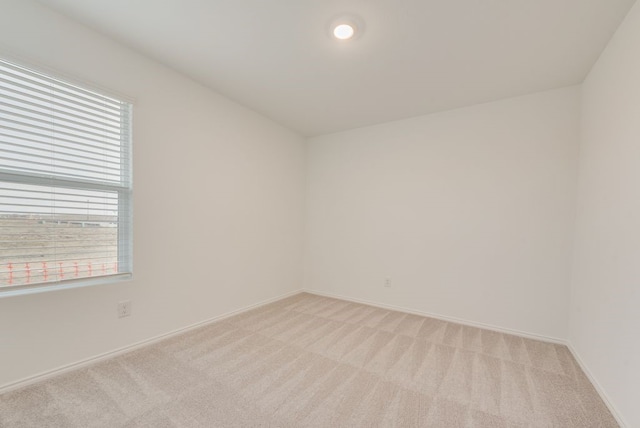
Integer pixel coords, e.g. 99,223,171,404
0,292,618,427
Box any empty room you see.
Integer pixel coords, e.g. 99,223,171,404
0,0,639,426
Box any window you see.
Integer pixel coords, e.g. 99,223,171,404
0,58,132,293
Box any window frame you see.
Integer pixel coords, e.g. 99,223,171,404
0,55,133,297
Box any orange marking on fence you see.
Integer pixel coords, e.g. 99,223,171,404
113,262,117,273
25,262,31,284
43,262,48,281
74,262,79,277
8,263,13,285
58,262,64,279
88,262,93,276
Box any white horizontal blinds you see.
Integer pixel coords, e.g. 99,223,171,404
0,60,130,185
0,58,132,289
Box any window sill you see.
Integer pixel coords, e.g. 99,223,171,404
0,273,133,298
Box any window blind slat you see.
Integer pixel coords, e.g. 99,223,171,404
0,92,123,131
0,224,120,231
0,171,130,193
0,123,123,155
0,141,122,167
0,150,123,173
0,114,123,148
0,77,122,119
0,87,123,128
0,195,118,206
0,100,122,138
0,104,122,140
0,131,126,163
0,61,121,107
0,186,119,199
0,154,123,177
0,239,118,245
0,66,123,112
0,165,122,185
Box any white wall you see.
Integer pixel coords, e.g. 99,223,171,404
305,87,580,339
0,0,306,388
570,1,640,426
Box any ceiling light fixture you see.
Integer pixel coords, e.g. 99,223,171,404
333,23,355,40
328,15,363,41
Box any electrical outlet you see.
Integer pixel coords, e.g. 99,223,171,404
117,300,132,318
384,277,391,288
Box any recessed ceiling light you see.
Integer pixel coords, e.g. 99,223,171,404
333,23,355,40
328,15,364,41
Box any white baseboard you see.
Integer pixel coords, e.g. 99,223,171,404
304,289,628,426
303,289,565,344
0,289,304,395
566,343,627,428
2,287,626,427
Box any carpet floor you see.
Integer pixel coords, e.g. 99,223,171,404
0,292,618,427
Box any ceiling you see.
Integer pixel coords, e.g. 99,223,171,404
37,0,636,136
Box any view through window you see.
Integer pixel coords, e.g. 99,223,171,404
0,58,132,291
